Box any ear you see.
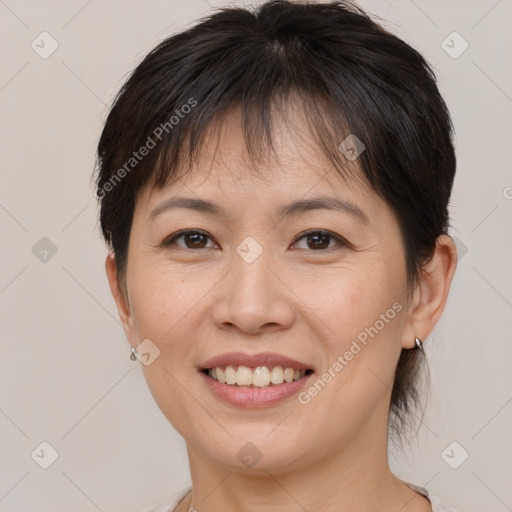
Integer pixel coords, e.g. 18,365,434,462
402,235,458,349
105,253,137,344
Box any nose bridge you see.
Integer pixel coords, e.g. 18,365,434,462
231,241,275,311
212,238,294,333
233,246,270,299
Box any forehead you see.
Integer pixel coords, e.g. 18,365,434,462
137,102,373,212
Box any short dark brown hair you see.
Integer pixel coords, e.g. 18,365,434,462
95,0,456,438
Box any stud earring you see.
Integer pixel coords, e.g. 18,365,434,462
130,347,138,361
413,336,423,350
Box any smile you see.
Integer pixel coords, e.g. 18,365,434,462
203,365,313,387
198,352,315,407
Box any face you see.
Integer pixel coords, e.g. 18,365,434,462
112,106,419,474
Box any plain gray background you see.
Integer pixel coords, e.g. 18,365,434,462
1,0,511,511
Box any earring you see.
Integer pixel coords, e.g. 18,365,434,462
413,336,423,350
130,347,138,361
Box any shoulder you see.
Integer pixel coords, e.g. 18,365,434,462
406,481,460,512
142,487,192,512
429,494,460,512
143,484,461,512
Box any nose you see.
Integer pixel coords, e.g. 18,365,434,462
211,250,295,335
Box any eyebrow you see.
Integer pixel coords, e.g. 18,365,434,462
149,195,369,224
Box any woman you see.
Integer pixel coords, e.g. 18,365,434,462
95,1,459,510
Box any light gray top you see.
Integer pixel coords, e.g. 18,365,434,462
143,483,459,512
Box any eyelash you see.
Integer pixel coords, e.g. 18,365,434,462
161,229,349,252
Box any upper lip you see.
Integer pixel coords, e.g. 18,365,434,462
199,352,314,372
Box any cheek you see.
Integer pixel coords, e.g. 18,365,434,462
299,260,406,415
126,263,218,437
299,257,405,346
127,260,215,354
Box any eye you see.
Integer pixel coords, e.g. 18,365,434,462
162,229,217,250
292,230,347,251
161,229,348,251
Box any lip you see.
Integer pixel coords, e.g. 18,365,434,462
199,371,314,408
198,352,315,408
198,352,314,372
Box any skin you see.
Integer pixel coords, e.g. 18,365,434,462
106,104,457,512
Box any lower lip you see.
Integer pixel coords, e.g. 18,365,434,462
200,371,313,408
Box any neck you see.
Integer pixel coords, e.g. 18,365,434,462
184,408,428,512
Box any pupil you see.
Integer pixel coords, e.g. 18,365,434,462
309,234,329,250
187,233,206,248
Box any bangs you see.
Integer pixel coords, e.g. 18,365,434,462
97,30,375,200
151,88,361,190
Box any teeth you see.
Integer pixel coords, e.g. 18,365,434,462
269,366,284,384
236,366,253,386
252,367,270,387
207,365,309,387
284,368,295,383
224,365,237,385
